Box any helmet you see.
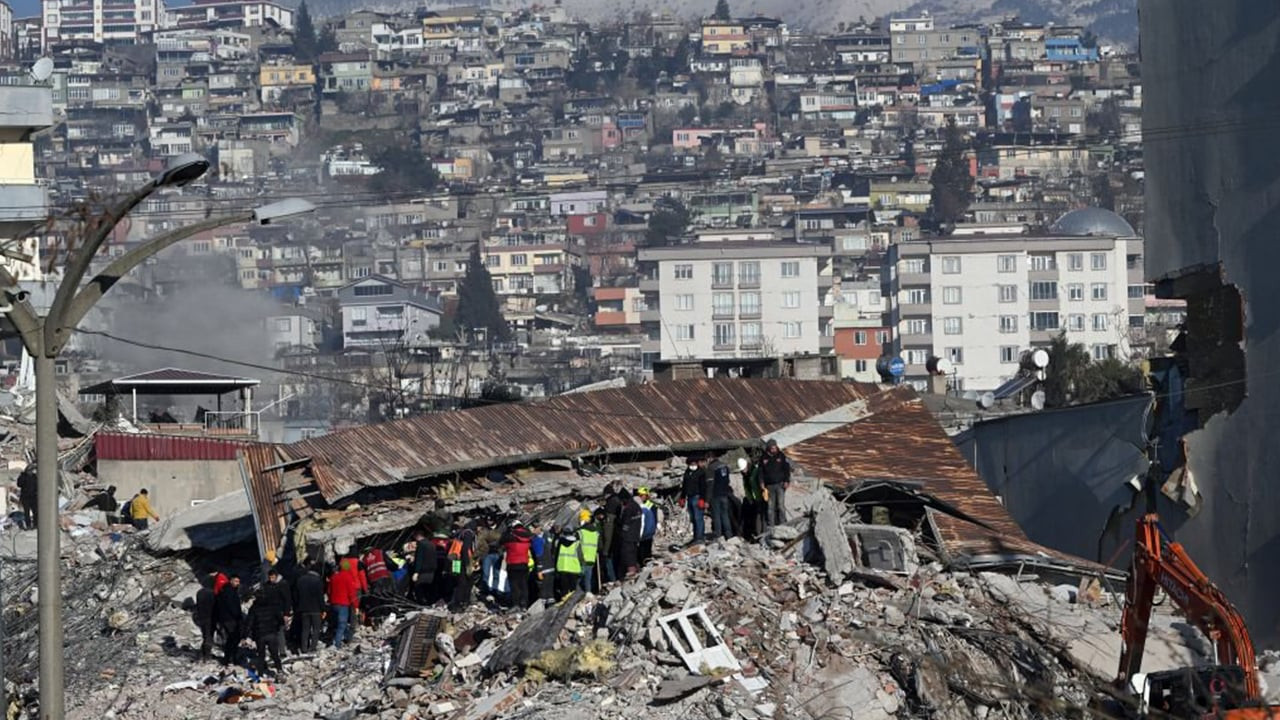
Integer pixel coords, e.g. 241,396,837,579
737,457,749,472
578,508,592,524
637,486,650,496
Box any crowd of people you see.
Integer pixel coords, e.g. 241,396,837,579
189,441,792,681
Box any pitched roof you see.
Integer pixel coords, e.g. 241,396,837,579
79,367,260,395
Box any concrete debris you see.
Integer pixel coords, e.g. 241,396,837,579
144,490,255,553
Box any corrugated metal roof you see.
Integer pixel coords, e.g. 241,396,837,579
785,397,1110,572
80,367,261,396
288,378,874,503
95,432,263,461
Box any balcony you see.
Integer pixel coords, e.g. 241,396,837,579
898,302,931,316
897,271,930,286
738,276,761,289
638,277,658,292
899,333,932,346
820,335,834,351
640,309,661,323
593,310,629,326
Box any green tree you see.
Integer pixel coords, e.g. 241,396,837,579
1092,173,1116,211
646,199,691,246
456,247,511,343
293,1,317,61
1042,332,1144,408
928,116,974,225
317,25,338,54
368,142,440,195
713,0,731,21
677,104,698,126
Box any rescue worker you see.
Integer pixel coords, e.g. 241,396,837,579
617,488,643,578
388,546,410,595
215,575,244,666
739,455,765,541
759,439,791,526
533,524,557,601
448,521,477,611
637,488,658,565
577,509,601,593
412,530,437,604
248,580,287,679
678,457,708,543
85,485,120,524
430,530,452,604
327,559,359,649
293,562,325,654
128,488,161,530
501,520,534,609
554,527,583,599
261,566,293,656
361,547,394,618
194,573,217,662
707,454,735,540
16,464,35,530
600,483,621,584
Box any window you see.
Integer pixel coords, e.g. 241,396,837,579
999,346,1018,364
946,347,963,364
1030,312,1060,331
350,307,367,326
741,322,762,345
997,254,1018,273
905,349,928,365
674,264,693,280
713,292,734,316
869,291,882,305
1130,315,1145,328
1067,253,1084,271
855,359,869,373
676,324,695,340
376,305,404,318
274,317,292,332
905,288,929,304
632,298,647,312
1091,252,1107,271
485,254,500,267
1067,283,1084,301
942,287,962,304
1092,344,1113,360
941,256,961,274
739,261,761,285
1128,284,1146,299
1092,313,1108,331
942,317,962,335
1029,254,1057,271
491,278,504,292
510,253,528,266
1091,283,1108,301
739,292,761,316
780,261,800,278
876,330,890,345
434,260,449,272
1029,281,1058,300
714,322,736,346
675,294,694,311
902,258,926,274
905,319,929,335
712,262,733,286
1068,314,1086,331
353,283,394,297
783,321,802,339
999,315,1018,333
854,330,867,345
782,291,801,309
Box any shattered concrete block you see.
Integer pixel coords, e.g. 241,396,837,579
847,524,918,575
812,503,855,583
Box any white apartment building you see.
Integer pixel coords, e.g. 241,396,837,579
637,243,834,363
885,210,1144,391
42,0,161,50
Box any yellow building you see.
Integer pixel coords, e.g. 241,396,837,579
701,21,749,55
259,64,315,87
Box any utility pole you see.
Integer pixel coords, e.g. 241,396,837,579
0,149,314,717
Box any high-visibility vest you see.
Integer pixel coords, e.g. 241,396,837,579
448,539,464,574
556,540,582,575
578,528,600,565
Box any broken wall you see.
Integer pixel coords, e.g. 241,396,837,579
99,459,244,517
1142,0,1280,645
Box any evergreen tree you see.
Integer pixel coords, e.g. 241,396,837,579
1042,332,1143,408
928,116,974,225
456,247,511,343
294,1,317,62
646,199,691,246
713,0,731,21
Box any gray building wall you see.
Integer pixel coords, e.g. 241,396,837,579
1142,0,1280,644
99,460,243,518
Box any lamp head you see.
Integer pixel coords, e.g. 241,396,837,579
157,152,210,188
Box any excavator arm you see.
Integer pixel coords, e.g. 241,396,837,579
1116,513,1261,699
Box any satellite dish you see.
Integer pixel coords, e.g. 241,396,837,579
1030,348,1050,369
977,392,995,410
1030,390,1046,411
29,57,53,83
925,357,954,376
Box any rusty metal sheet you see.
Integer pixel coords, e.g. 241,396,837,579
95,431,260,462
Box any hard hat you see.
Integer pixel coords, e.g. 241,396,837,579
637,486,650,496
737,457,749,472
265,550,277,564
579,508,592,524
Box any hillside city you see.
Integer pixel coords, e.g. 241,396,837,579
0,1,1240,719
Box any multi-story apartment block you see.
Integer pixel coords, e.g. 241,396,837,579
42,0,161,51
888,15,980,74
0,79,53,282
884,209,1144,391
337,275,443,349
700,19,750,55
637,242,834,363
0,2,13,61
167,0,293,30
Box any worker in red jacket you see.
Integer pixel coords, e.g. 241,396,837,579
501,521,534,610
327,559,360,649
361,548,394,620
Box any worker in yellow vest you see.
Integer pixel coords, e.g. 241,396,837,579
577,508,601,593
554,527,583,599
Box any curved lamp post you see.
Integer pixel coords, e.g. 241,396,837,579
0,157,313,719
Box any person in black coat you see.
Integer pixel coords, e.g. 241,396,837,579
411,531,436,604
214,576,244,666
616,488,643,578
292,563,325,653
194,573,217,661
16,465,36,530
247,593,285,678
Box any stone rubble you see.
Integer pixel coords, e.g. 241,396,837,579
0,480,1255,720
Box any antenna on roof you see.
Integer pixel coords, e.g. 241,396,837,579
29,57,53,84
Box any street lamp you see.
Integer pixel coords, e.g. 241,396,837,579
0,172,313,719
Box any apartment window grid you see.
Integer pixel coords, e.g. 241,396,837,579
1091,252,1107,271
999,346,1018,364
714,322,735,346
1067,283,1084,301
999,315,1018,333
739,291,761,316
876,330,890,345
1128,284,1146,299
741,322,762,345
1092,344,1113,360
1068,314,1086,331
676,324,695,340
1092,313,1108,331
712,292,734,316
712,262,733,286
674,263,693,279
1029,254,1056,271
942,286,962,304
997,254,1018,273
998,284,1017,303
739,261,761,285
902,258,926,274
854,330,867,345
1067,252,1083,271
1092,283,1108,301
783,321,802,339
1030,312,1060,331
945,347,963,365
905,288,929,304
675,294,694,311
780,260,800,278
942,317,962,335
904,349,928,365
941,256,962,274
855,359,869,373
782,291,801,309
905,318,929,335
1030,281,1058,300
